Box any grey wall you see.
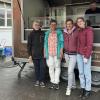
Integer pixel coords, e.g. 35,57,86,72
23,0,48,28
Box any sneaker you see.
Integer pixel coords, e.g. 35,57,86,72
34,81,39,86
49,82,54,89
66,88,71,96
40,82,45,88
54,84,59,90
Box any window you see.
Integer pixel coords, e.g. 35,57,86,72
0,3,12,27
0,9,5,26
6,0,11,2
94,29,100,43
0,0,11,3
7,10,12,26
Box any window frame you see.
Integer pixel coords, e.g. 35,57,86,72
20,0,26,43
0,3,12,28
93,28,100,47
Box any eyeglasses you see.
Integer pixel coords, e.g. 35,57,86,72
50,23,57,26
34,24,40,26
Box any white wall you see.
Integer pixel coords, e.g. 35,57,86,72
0,29,12,46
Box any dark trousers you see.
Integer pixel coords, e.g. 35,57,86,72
33,59,45,82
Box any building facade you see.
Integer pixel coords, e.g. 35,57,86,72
0,0,12,47
13,0,100,70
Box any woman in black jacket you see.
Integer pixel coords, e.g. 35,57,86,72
27,20,45,87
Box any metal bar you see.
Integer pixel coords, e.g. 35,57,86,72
18,62,27,78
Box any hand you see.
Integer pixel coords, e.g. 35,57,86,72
44,49,46,58
60,49,63,60
83,57,88,63
28,56,32,63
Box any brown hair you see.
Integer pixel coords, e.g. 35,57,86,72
76,17,85,23
76,17,87,29
50,19,57,24
66,18,74,24
90,0,96,4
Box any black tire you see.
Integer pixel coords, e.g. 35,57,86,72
92,71,100,87
60,67,68,81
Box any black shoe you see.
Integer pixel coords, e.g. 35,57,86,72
49,82,54,89
82,91,91,100
79,88,85,98
54,84,59,90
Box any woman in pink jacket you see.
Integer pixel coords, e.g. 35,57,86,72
63,19,78,95
76,17,93,99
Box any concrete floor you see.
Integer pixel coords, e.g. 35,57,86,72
0,63,100,100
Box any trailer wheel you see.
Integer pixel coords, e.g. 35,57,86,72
60,67,68,81
60,67,79,81
92,71,100,87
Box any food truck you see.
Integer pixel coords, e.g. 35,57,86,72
12,0,100,86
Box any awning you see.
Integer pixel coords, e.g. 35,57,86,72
46,0,66,7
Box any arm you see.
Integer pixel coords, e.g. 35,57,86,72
44,32,47,58
27,32,32,57
84,28,93,59
60,31,64,49
60,31,64,59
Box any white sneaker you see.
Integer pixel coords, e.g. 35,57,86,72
66,88,71,96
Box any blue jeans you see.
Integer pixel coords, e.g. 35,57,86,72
77,54,91,91
33,59,45,82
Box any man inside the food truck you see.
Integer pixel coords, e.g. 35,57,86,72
85,0,100,14
85,1,100,27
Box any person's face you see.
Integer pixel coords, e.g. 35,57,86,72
66,21,73,30
77,19,85,28
32,22,40,30
90,3,96,10
50,22,57,31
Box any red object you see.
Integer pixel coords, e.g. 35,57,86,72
77,27,93,59
63,27,78,53
48,32,57,56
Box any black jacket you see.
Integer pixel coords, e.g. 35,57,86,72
27,29,44,59
85,7,100,14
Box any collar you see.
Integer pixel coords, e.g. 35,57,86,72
64,26,76,34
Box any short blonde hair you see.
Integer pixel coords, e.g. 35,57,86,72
33,20,41,24
33,20,43,27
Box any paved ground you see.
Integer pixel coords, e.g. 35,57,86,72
0,62,100,100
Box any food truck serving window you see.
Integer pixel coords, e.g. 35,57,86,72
86,14,100,45
94,29,100,44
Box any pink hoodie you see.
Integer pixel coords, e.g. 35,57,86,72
77,27,93,59
63,26,78,54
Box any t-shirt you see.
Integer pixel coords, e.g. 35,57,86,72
48,32,57,56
